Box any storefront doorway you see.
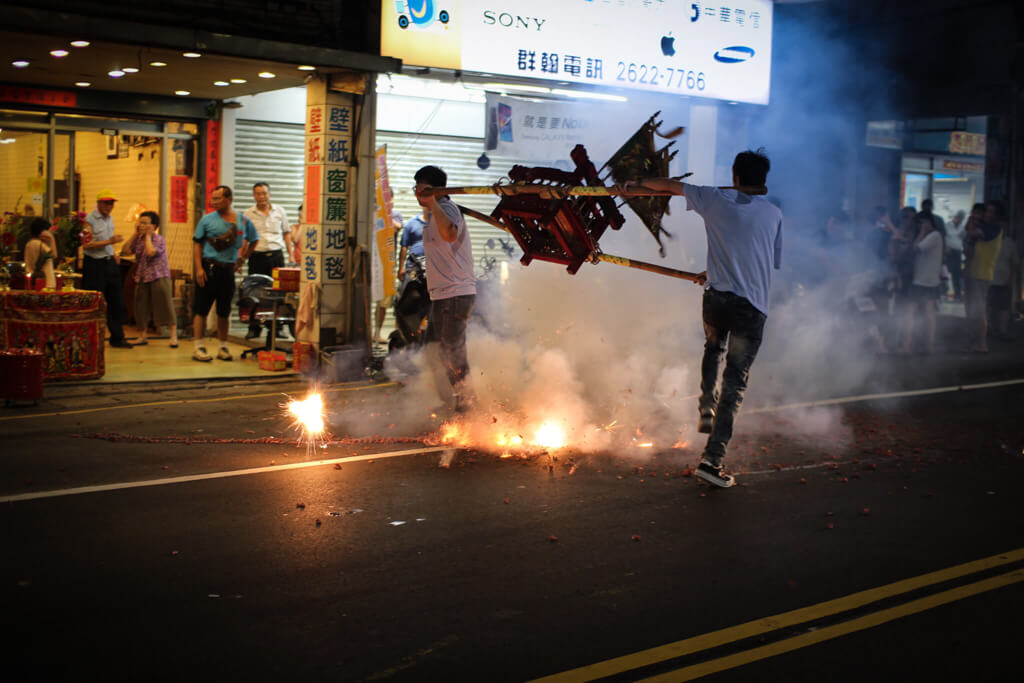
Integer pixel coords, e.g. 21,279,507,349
901,153,984,225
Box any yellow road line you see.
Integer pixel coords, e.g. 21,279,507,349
0,381,398,423
637,568,1024,683
529,548,1024,683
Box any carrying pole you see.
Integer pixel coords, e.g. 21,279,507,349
432,183,767,199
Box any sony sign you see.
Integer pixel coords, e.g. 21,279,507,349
381,0,774,105
482,10,547,31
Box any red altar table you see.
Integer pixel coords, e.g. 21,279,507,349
0,290,106,380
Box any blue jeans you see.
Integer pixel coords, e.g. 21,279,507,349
429,295,475,405
699,288,766,466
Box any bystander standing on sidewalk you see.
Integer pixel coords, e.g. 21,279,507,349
946,209,966,300
988,230,1018,340
896,212,944,353
963,201,1004,353
123,211,178,347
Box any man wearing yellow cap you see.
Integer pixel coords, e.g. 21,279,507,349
83,189,133,348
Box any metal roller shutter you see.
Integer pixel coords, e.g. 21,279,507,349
377,131,529,278
233,120,305,226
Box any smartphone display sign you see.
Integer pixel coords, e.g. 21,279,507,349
382,0,773,105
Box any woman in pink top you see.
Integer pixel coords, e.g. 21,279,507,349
125,211,178,347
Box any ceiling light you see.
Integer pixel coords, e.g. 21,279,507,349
482,82,552,94
550,88,628,102
122,67,139,73
70,40,90,48
12,59,30,68
214,81,229,86
174,90,191,96
49,49,70,58
230,78,247,84
75,81,91,87
182,52,201,58
108,70,125,78
149,61,167,67
297,65,316,71
258,71,276,78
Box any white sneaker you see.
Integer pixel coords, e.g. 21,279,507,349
193,346,212,362
216,347,233,361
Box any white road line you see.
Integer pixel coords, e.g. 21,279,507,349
746,377,1024,414
6,379,1022,505
0,446,445,504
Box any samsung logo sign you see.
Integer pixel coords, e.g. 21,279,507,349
713,46,755,63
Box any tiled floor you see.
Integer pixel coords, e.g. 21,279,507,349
99,336,296,383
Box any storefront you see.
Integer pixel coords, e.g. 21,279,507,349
1,25,396,382
900,119,987,224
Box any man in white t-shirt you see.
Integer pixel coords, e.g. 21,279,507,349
413,165,477,413
896,213,944,354
622,149,782,488
243,182,290,338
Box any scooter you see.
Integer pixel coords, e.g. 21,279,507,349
388,254,431,353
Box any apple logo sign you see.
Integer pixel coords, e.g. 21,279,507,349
661,32,676,57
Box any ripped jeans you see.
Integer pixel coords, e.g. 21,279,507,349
699,288,767,466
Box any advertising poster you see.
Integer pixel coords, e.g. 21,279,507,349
382,0,774,105
371,145,397,301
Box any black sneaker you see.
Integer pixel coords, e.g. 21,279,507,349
696,459,735,488
109,339,134,349
698,409,715,434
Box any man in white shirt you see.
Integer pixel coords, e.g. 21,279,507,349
622,149,782,488
413,165,476,414
83,189,132,348
896,213,944,354
243,182,291,338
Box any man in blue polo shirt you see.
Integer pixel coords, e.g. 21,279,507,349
623,149,782,488
192,185,259,362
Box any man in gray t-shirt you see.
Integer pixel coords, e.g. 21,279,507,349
413,165,476,413
623,149,781,488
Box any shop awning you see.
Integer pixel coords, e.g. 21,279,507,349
2,7,400,101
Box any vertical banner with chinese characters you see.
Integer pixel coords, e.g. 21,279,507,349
204,120,221,212
170,176,189,223
371,145,397,301
303,77,355,344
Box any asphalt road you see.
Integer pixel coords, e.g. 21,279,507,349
2,369,1024,682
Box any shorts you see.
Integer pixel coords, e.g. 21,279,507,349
909,284,940,302
987,285,1011,312
376,294,396,308
194,260,236,318
135,277,175,327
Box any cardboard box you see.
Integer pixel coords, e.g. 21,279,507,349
272,267,300,281
292,342,318,374
257,350,288,372
272,277,299,292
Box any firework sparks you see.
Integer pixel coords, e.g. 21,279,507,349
286,392,326,453
532,421,567,450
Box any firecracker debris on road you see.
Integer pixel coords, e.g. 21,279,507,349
2,368,1023,682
